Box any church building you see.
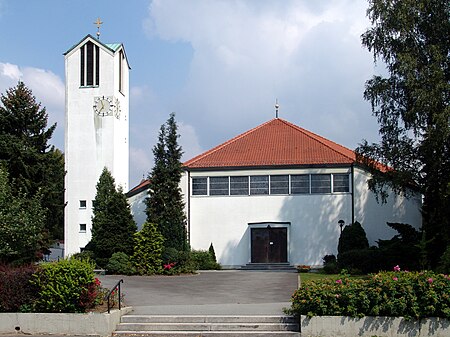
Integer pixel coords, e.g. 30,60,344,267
61,34,421,266
129,118,422,268
64,34,130,256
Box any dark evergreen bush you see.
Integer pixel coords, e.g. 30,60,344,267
106,252,135,275
337,221,369,255
437,245,450,274
322,255,339,274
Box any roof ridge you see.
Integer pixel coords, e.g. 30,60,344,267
278,118,355,162
183,119,276,166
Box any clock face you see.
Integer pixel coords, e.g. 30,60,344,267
114,98,121,119
93,96,114,117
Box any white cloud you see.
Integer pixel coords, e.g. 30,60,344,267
0,62,65,150
144,0,378,155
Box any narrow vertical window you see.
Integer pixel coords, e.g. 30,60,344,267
86,42,94,86
95,45,100,86
80,46,85,86
80,41,99,87
119,50,124,93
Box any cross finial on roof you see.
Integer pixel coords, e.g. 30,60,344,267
94,17,103,39
275,99,280,118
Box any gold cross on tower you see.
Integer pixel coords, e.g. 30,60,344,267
94,17,103,39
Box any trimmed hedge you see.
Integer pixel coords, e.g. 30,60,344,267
288,269,450,319
31,258,100,313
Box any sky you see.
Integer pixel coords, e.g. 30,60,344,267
0,0,382,189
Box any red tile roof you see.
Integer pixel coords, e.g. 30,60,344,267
183,118,357,169
126,179,151,197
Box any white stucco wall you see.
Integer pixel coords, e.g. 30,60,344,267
64,37,129,256
183,166,422,268
353,167,422,244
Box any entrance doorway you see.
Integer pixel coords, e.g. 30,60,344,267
251,227,287,263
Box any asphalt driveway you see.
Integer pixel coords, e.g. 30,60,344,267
99,270,299,315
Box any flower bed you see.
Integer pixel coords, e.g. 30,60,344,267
288,267,450,320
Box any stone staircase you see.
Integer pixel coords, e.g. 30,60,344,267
113,314,300,336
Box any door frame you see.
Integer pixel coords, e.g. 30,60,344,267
247,222,290,264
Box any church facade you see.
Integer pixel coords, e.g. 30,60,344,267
129,118,422,268
64,35,130,256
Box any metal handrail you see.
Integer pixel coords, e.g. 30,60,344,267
105,279,123,313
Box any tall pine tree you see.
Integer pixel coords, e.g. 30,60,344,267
89,168,137,267
357,0,450,266
0,81,64,240
146,113,187,251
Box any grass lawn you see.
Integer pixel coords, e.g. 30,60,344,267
298,272,367,285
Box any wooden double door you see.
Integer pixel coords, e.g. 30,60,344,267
251,227,287,263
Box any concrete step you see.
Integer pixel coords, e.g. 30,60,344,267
240,263,296,271
114,333,300,336
113,315,300,336
113,333,300,337
122,315,297,324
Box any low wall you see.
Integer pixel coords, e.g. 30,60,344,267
0,307,132,337
301,316,450,337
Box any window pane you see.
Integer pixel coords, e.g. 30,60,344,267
250,176,269,195
311,174,331,193
291,175,309,194
79,200,87,208
80,46,85,86
210,176,229,195
79,224,86,233
192,177,207,195
86,42,94,86
333,174,349,192
230,176,249,195
270,175,289,194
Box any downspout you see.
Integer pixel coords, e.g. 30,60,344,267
351,163,355,224
187,170,191,246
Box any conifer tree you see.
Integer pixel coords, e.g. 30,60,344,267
89,168,137,266
0,165,46,264
0,81,64,240
146,113,187,251
357,0,450,266
132,222,164,275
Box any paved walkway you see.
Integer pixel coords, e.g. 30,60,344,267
99,270,299,315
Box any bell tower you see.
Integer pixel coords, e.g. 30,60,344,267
63,33,130,256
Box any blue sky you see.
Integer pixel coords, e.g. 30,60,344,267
0,0,381,188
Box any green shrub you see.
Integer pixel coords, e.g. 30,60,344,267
338,248,381,274
31,258,98,312
437,245,450,274
322,255,339,274
72,250,95,262
132,222,164,275
190,250,221,270
0,264,38,312
287,268,450,319
106,252,135,275
338,221,369,255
